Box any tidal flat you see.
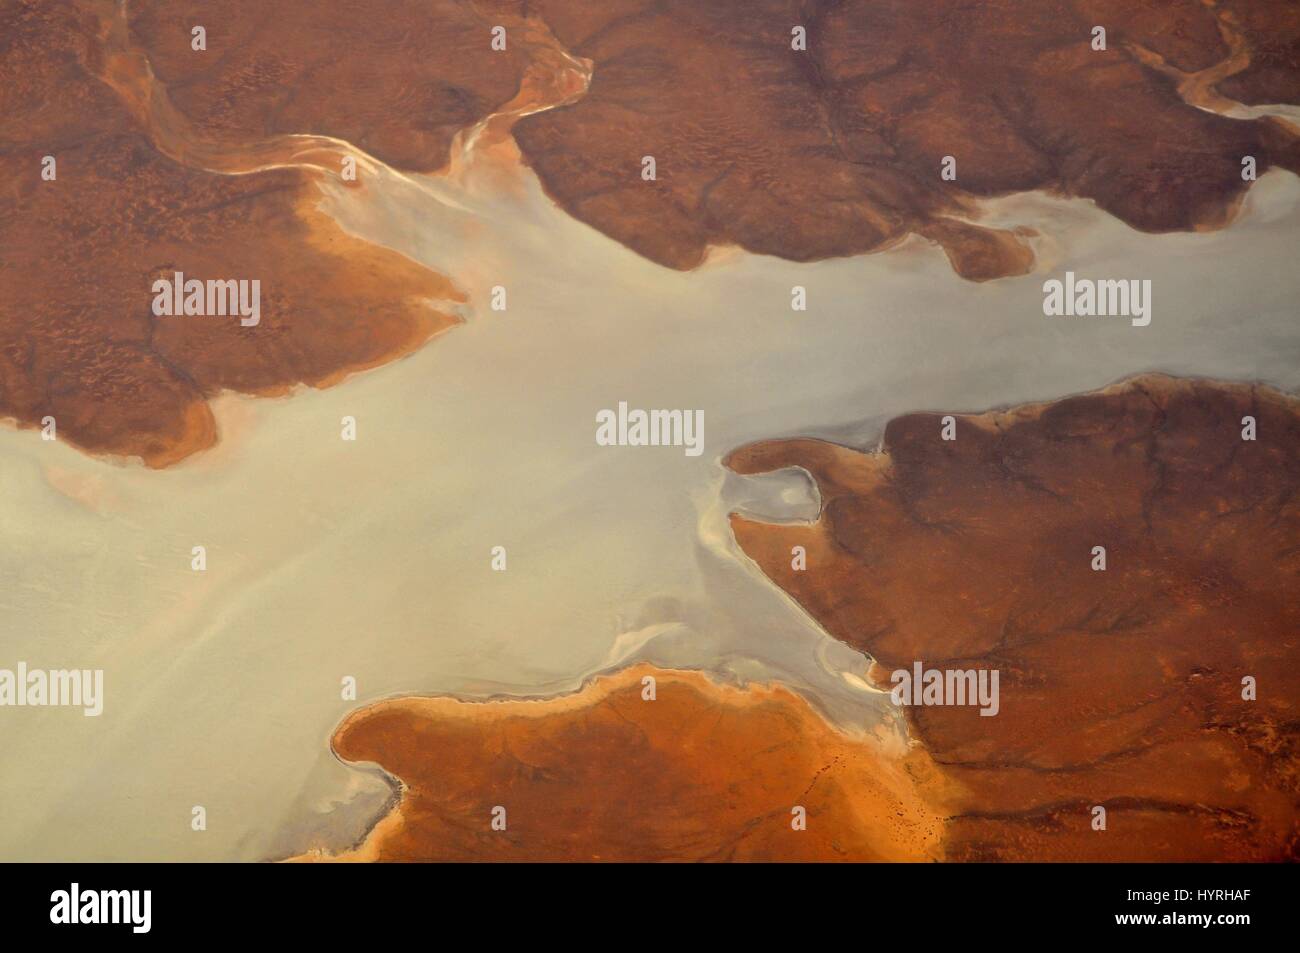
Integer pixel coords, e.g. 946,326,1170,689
1,137,1298,859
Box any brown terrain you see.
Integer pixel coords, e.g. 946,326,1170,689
727,375,1300,861
1216,0,1300,105
1,0,478,465
4,0,1298,464
126,0,1298,276
497,0,1300,274
297,664,949,862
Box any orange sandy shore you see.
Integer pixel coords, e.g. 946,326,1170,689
292,664,953,862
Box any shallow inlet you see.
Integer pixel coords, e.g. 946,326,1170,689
1,130,1298,858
